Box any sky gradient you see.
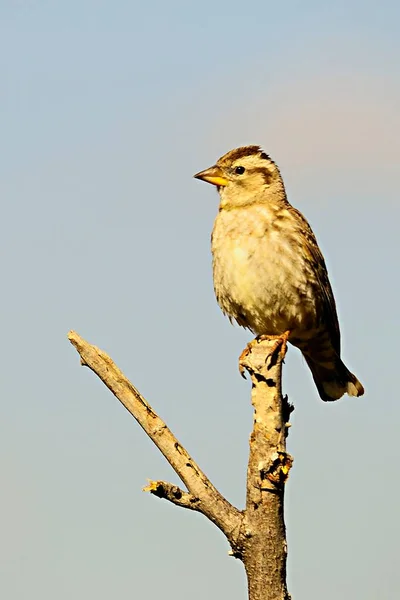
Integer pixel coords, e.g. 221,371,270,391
1,2,399,599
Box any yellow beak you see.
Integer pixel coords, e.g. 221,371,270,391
193,165,229,187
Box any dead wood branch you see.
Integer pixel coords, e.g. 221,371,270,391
68,330,242,541
68,330,293,600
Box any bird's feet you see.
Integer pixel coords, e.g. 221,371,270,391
239,331,291,378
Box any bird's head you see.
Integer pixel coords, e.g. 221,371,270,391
194,145,285,208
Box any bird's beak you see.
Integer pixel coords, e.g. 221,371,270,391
193,165,229,187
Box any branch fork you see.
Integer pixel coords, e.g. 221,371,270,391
68,330,293,600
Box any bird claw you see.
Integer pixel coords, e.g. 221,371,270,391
239,345,251,379
239,331,290,377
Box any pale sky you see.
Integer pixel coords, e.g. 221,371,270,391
1,2,399,599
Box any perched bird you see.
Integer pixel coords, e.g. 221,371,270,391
194,145,364,401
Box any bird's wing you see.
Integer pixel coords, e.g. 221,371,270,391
290,206,341,355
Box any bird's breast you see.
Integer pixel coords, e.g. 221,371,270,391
211,207,318,335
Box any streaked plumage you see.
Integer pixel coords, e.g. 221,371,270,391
194,145,364,401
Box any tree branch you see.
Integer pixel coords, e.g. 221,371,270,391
68,331,242,544
68,331,294,599
238,337,294,600
143,480,200,510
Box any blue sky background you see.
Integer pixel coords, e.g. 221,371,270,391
1,2,399,598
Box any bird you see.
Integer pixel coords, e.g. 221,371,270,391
194,145,364,401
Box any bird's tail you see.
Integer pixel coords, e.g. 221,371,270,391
303,353,364,402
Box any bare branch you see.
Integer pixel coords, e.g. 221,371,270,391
238,336,294,600
68,331,242,543
143,480,200,510
68,330,294,597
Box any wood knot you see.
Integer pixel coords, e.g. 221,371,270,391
261,452,294,486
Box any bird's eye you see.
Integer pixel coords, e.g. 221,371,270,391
234,166,245,175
